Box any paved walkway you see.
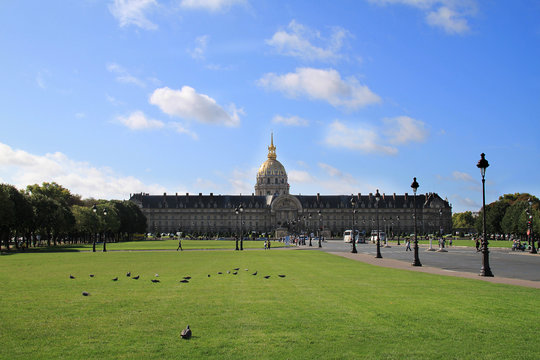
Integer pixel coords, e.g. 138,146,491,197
329,251,540,289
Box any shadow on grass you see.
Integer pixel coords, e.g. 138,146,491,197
1,245,84,254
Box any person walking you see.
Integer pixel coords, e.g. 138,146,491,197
405,239,411,251
177,237,183,251
475,237,480,252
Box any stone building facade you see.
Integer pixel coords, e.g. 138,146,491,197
130,136,452,237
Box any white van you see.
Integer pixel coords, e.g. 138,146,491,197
344,230,362,243
370,230,386,243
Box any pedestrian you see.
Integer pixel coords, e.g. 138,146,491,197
177,237,183,251
264,240,267,250
475,237,480,252
449,238,453,247
405,239,411,251
268,240,271,250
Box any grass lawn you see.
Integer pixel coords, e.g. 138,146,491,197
1,250,538,359
17,239,287,252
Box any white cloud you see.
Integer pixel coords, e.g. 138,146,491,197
288,170,315,183
258,67,381,110
452,194,480,210
452,171,475,183
228,169,253,194
369,0,476,34
188,35,209,60
107,63,146,87
109,0,157,30
266,20,349,62
109,0,158,30
272,115,309,127
383,116,428,145
318,163,343,178
426,6,469,34
149,86,242,127
169,122,199,140
324,120,398,155
180,0,246,12
117,110,164,130
0,142,166,199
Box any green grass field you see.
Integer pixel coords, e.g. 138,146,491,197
1,249,538,359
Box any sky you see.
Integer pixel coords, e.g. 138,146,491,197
0,0,539,213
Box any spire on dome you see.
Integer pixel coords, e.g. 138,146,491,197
267,132,277,160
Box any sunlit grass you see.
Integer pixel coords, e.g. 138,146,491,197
1,250,538,359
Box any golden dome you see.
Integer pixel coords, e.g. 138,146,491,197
257,133,287,177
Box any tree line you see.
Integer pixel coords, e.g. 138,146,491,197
0,182,146,252
452,193,539,239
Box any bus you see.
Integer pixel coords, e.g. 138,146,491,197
344,230,363,243
370,230,386,243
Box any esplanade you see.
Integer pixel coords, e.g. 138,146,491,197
130,135,452,237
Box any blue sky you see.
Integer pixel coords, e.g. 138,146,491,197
1,0,539,213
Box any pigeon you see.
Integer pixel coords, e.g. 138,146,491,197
264,275,270,279
217,272,223,275
112,277,118,281
151,279,160,283
207,274,211,277
89,274,94,278
179,279,189,283
183,276,191,280
251,271,257,276
278,275,286,278
181,325,192,339
69,275,75,279
154,273,159,277
244,269,249,271
82,291,90,296
133,275,140,280
233,268,240,271
126,272,131,277
232,272,238,275
227,271,230,274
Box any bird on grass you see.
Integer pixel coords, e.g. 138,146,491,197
251,271,257,276
112,277,118,281
244,269,249,271
133,275,140,280
183,276,191,280
151,279,160,283
233,268,240,271
69,275,75,279
155,273,159,277
227,271,230,274
217,272,222,275
126,272,131,277
89,274,94,278
82,292,90,296
179,279,189,283
207,274,211,277
232,272,238,275
264,275,270,279
181,325,192,339
278,275,286,278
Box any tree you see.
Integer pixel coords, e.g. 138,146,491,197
0,185,15,251
452,211,475,230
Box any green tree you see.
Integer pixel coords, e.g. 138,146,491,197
452,211,475,230
0,185,15,251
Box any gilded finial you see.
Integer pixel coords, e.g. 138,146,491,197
268,132,276,160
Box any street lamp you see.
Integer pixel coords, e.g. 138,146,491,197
375,189,382,258
235,204,244,251
477,153,494,277
350,197,357,254
411,177,422,267
103,208,108,252
92,204,97,252
396,216,400,245
528,198,536,254
318,210,323,248
308,213,313,246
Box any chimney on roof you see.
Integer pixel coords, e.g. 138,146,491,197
163,192,166,196
210,192,213,197
317,193,320,203
393,193,396,201
357,193,361,200
382,193,386,201
404,193,408,201
199,193,202,197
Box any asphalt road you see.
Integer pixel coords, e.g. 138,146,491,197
319,240,540,282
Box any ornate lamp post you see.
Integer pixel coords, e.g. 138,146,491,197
528,198,536,254
92,204,97,252
102,208,108,252
318,210,323,248
350,197,357,254
477,153,494,277
375,189,382,258
308,213,313,246
396,216,400,245
235,204,244,250
411,177,422,267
